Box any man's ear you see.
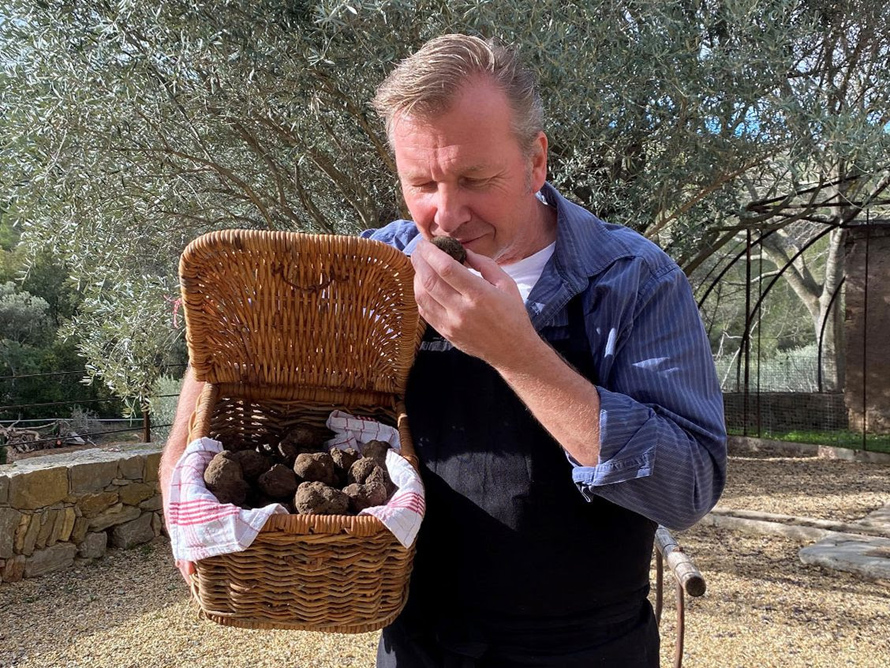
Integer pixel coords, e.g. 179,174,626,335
529,131,549,193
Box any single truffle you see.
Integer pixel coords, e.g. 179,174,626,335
280,425,332,452
230,449,272,481
343,481,389,513
330,447,361,486
361,440,391,464
276,441,301,466
257,463,300,499
293,452,338,486
294,481,350,515
347,457,394,494
204,451,250,506
222,435,251,452
431,236,467,264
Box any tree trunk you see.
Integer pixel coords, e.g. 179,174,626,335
760,227,845,390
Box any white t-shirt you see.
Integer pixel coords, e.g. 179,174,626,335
500,242,556,302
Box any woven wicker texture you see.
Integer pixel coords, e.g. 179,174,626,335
179,230,423,632
179,230,421,396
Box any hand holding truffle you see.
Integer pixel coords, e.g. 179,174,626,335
411,238,541,367
430,236,468,265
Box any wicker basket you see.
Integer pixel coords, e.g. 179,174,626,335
178,229,424,632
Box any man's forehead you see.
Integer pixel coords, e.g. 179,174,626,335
398,160,493,180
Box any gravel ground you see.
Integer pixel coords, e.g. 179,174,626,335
2,453,888,668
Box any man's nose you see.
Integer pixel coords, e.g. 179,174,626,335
433,185,470,234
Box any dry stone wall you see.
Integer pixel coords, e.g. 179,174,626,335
0,444,163,583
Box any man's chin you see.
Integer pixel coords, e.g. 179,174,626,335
462,237,494,259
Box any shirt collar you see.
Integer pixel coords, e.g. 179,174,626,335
524,183,636,326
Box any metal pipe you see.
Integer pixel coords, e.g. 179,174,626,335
674,581,686,668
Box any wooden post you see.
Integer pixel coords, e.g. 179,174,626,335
143,405,151,443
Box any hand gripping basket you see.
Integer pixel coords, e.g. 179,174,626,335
178,229,424,632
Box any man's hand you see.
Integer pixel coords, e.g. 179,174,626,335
411,239,541,366
412,237,602,466
159,368,205,585
176,559,195,583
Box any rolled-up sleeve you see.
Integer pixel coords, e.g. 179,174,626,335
570,264,726,530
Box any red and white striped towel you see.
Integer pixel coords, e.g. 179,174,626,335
324,409,402,451
359,447,425,548
167,414,425,561
325,409,425,548
166,437,289,562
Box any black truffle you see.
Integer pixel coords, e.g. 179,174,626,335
276,441,301,466
257,463,300,499
280,425,333,452
343,481,389,513
293,452,338,486
294,481,350,515
362,440,391,464
204,451,250,506
348,457,394,496
348,457,380,485
230,449,272,482
330,447,361,485
431,236,467,264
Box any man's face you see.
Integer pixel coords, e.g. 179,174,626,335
390,78,549,265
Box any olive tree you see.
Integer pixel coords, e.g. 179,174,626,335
1,0,887,399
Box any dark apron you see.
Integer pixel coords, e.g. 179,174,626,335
379,297,658,667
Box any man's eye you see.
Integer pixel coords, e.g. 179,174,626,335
463,177,490,188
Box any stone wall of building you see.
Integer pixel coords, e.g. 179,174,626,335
845,223,890,433
0,444,163,584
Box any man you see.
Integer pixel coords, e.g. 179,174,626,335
363,35,726,667
160,33,725,668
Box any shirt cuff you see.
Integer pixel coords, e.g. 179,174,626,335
570,449,654,489
569,386,658,492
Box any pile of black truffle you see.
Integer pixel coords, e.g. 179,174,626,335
203,425,396,515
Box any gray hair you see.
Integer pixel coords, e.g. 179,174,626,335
372,34,544,155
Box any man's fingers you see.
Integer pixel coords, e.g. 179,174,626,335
412,242,462,304
176,559,195,583
414,239,478,293
464,248,519,295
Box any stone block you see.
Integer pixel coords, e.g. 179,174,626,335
54,507,77,544
24,542,77,578
119,482,155,506
77,491,119,517
139,495,163,512
2,554,25,582
69,460,119,494
144,452,161,482
0,474,9,504
799,536,890,581
110,512,154,549
151,511,164,537
7,467,68,509
71,517,89,544
118,455,144,480
78,531,108,559
88,504,140,532
14,514,30,553
36,508,60,549
0,508,23,558
21,513,41,556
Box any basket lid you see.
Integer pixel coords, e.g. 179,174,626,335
179,230,422,396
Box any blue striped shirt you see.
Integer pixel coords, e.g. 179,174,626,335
362,183,726,530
